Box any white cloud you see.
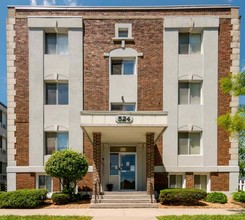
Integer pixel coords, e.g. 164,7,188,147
63,0,77,6
30,0,37,5
43,0,56,6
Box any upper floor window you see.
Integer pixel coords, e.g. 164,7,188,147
169,175,183,188
46,132,69,155
194,175,207,191
46,83,68,105
0,136,7,152
179,33,201,54
45,33,68,55
111,59,135,75
178,132,201,155
115,23,132,39
0,111,7,129
111,103,136,111
178,82,201,105
38,175,52,192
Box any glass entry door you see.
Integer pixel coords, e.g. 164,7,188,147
120,154,136,190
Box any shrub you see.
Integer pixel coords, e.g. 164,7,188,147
52,193,70,205
0,189,47,208
159,188,207,205
233,191,245,203
205,192,227,204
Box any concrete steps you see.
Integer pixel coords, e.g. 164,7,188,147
90,191,158,208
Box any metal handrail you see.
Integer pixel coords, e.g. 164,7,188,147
150,180,154,203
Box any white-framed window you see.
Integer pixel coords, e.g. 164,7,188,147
111,59,135,75
38,175,52,192
115,23,132,39
178,82,201,105
169,175,184,188
46,83,68,105
111,103,136,111
45,33,68,55
179,33,202,54
178,132,201,155
45,132,69,155
194,175,207,191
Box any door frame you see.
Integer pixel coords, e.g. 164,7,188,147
109,150,137,191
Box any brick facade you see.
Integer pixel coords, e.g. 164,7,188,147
146,133,155,193
211,172,229,191
16,173,35,189
186,172,194,189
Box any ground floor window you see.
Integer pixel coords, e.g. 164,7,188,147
194,175,207,191
169,175,183,188
38,175,52,192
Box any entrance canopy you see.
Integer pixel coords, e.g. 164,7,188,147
81,111,168,144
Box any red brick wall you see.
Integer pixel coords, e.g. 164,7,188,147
210,172,229,191
186,172,194,189
52,178,61,192
16,173,35,189
217,18,232,166
15,18,29,166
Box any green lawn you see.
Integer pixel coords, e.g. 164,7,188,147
0,216,92,220
157,215,245,220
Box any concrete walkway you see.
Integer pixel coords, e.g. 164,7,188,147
0,208,244,220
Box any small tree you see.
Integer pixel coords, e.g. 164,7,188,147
45,149,88,197
218,72,245,177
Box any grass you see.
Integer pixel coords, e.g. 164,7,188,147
0,217,92,220
157,215,245,220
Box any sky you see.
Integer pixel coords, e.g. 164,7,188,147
0,0,244,106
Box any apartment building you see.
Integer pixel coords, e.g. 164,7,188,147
0,102,7,191
7,5,240,195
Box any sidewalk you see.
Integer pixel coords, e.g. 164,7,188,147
0,208,244,220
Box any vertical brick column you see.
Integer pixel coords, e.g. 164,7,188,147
93,132,101,194
186,172,194,188
146,132,155,193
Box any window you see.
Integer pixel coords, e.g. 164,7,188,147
111,103,136,111
0,111,7,129
178,132,201,155
178,82,201,105
169,175,183,188
118,28,128,38
179,33,201,54
111,59,135,75
46,83,68,105
38,175,52,192
45,33,68,55
0,162,7,174
194,175,207,191
115,23,132,39
46,132,69,155
0,136,6,152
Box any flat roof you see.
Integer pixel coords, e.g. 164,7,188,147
8,5,238,10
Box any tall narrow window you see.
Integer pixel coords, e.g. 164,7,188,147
178,82,201,105
179,33,201,54
194,175,207,191
46,83,68,105
45,33,68,55
111,59,135,75
45,132,69,155
178,132,201,155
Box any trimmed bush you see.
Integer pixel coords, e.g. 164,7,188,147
205,192,227,204
0,189,47,208
233,191,245,203
159,188,207,204
52,193,70,205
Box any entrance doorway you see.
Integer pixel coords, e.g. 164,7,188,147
109,150,136,190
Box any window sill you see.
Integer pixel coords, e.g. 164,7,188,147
112,37,134,42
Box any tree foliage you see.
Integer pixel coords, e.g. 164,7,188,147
45,149,88,197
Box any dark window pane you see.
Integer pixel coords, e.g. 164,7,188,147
190,83,201,104
124,60,135,75
118,29,128,38
111,60,122,75
111,104,123,111
110,153,119,175
58,84,68,105
46,84,57,105
179,33,189,54
46,133,56,155
0,136,2,149
45,33,57,54
178,133,189,155
190,34,201,54
179,83,189,104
